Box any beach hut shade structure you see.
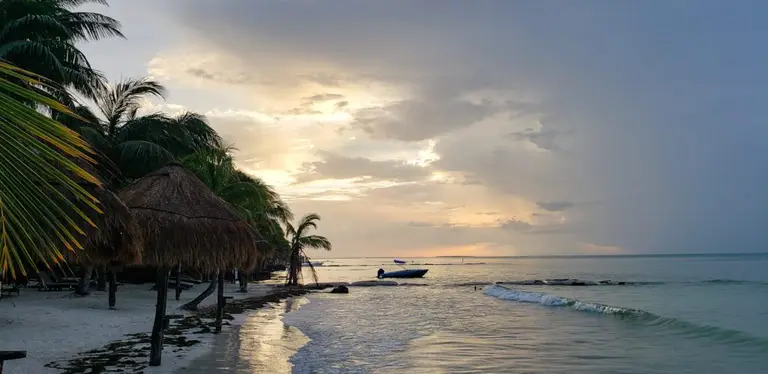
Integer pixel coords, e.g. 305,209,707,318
48,158,142,304
119,162,258,272
61,188,143,267
51,159,143,267
119,162,260,366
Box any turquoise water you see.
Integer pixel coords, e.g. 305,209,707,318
188,254,768,373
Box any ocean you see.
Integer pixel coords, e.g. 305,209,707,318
182,254,768,373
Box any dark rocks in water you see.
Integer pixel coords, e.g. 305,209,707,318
350,280,399,287
305,282,351,290
330,285,349,294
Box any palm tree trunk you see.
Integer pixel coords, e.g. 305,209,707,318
287,250,297,286
108,269,117,310
180,271,217,311
215,270,225,333
96,265,107,291
174,265,182,300
150,267,169,367
75,265,93,296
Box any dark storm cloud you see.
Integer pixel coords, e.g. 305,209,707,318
536,201,576,212
164,0,768,253
351,97,495,141
295,151,432,183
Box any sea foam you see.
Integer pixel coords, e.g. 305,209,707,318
484,285,640,314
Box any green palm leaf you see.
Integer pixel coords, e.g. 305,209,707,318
0,62,99,278
0,0,120,98
113,140,175,178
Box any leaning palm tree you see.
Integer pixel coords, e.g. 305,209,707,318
286,214,332,286
0,61,100,277
0,0,124,99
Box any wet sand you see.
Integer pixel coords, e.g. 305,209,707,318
176,297,310,373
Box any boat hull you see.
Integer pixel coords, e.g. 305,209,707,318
379,269,428,278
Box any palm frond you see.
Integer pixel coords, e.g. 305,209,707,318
0,62,100,277
181,146,236,193
294,213,321,238
169,111,222,155
0,14,71,42
113,140,175,178
298,235,332,251
97,77,166,136
63,11,123,41
300,249,320,287
58,0,110,8
285,222,296,239
0,40,65,74
267,199,293,224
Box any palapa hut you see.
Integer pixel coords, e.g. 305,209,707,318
53,158,142,265
52,159,142,307
119,162,260,367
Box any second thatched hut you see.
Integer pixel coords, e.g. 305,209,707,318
119,162,260,367
52,158,142,307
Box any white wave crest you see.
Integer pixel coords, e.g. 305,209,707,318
483,285,639,314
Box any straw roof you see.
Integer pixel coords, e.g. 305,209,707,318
57,159,143,266
119,162,260,272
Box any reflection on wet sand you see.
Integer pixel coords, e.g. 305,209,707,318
239,298,309,372
177,298,309,373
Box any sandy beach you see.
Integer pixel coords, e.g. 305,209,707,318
0,281,295,373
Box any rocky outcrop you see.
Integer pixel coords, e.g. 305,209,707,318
350,280,398,287
330,285,349,294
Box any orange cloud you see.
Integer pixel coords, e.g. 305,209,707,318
396,242,508,258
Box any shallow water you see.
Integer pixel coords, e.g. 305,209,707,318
178,298,308,373
186,254,768,373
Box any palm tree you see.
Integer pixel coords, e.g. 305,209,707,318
53,78,220,296
180,146,293,308
0,61,100,278
59,77,222,184
286,214,332,286
0,0,124,98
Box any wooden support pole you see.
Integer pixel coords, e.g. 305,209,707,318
149,267,169,366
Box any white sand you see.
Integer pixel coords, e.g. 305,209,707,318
0,282,273,373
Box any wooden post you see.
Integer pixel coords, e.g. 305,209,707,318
108,269,117,309
174,265,182,300
150,267,169,366
215,270,225,333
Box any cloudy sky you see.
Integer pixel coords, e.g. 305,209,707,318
80,0,768,258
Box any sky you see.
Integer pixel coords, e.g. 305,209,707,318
79,0,768,258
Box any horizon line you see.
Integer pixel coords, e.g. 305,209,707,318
310,252,768,260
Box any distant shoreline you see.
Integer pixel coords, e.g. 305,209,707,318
312,252,768,260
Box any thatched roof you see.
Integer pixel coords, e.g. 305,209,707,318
56,159,143,266
118,162,260,271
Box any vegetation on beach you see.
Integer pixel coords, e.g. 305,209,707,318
0,0,333,367
0,0,331,281
287,214,333,286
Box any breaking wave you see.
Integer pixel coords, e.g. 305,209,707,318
492,278,768,287
484,285,768,350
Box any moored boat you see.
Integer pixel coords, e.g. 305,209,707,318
378,269,429,279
